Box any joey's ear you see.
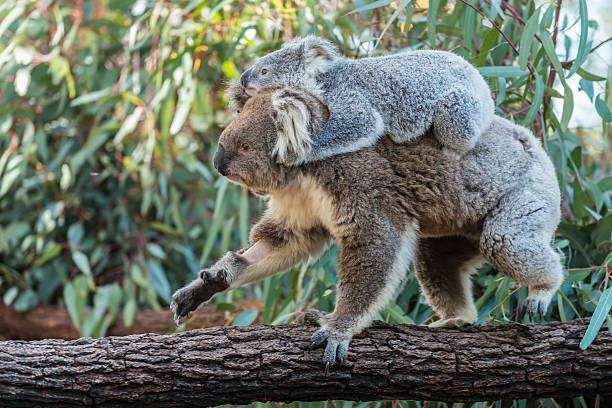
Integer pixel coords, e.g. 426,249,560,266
302,37,338,76
270,88,314,166
227,80,249,112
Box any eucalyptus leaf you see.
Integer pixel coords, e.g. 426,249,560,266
232,309,258,326
478,66,529,78
580,287,612,350
346,0,395,16
518,9,540,71
594,94,612,122
13,289,38,312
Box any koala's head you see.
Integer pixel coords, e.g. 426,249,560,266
214,87,329,195
237,36,339,99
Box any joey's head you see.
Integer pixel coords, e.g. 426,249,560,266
215,86,329,195
237,36,339,99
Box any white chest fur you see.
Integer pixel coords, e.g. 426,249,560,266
268,175,338,236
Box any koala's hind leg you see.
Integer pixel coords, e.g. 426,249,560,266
414,237,485,328
432,86,489,157
479,193,563,317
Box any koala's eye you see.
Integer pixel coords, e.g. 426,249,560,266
260,68,268,76
239,143,250,152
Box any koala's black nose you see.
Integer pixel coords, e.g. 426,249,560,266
213,145,227,176
240,68,252,88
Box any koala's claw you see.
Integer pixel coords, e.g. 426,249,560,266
170,287,199,327
310,327,329,346
523,298,548,319
522,292,552,320
310,327,351,370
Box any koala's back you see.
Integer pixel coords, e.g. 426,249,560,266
319,50,489,137
304,115,559,240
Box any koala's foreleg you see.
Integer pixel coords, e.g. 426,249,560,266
228,219,330,289
171,216,330,325
414,237,485,328
479,193,563,317
311,223,417,369
432,85,493,157
303,103,385,163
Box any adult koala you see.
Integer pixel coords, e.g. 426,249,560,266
171,85,563,370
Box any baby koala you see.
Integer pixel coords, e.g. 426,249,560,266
237,36,495,163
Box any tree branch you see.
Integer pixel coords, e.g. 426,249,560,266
1,319,610,406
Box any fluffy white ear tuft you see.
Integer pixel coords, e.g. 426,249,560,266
270,88,313,165
302,36,338,76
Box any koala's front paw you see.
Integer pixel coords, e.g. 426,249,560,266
311,326,352,373
199,267,231,292
170,268,231,326
170,282,206,327
307,312,354,373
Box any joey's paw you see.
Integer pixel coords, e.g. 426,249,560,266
429,317,474,328
311,326,351,373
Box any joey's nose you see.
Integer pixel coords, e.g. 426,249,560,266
213,146,227,176
240,68,251,88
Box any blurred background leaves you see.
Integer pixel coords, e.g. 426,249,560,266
0,1,611,404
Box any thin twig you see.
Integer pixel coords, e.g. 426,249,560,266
561,37,612,68
499,0,525,25
457,0,535,76
545,0,562,92
478,286,522,320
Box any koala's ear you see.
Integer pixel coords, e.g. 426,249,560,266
302,36,338,76
270,88,313,165
227,80,249,112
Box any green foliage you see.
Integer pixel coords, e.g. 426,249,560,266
0,0,611,405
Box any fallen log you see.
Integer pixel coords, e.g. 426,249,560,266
0,299,263,340
0,319,610,406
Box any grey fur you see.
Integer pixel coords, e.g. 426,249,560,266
237,36,495,163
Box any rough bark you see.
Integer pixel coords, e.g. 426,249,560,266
0,299,262,340
0,319,610,407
